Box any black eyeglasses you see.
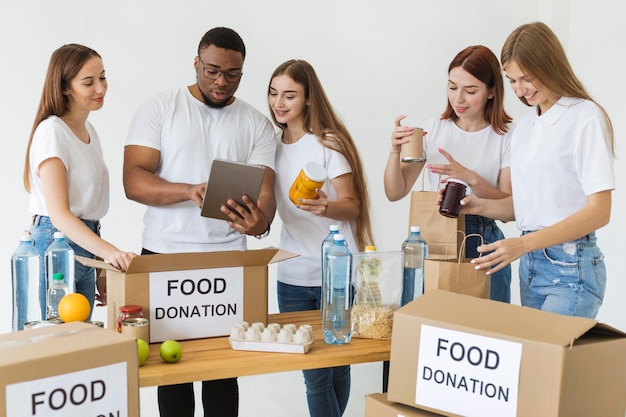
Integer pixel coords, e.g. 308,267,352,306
198,56,242,83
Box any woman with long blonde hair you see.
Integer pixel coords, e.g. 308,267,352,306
466,22,615,319
268,59,374,417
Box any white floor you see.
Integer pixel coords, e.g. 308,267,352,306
138,362,382,417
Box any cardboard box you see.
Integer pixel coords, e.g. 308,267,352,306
388,290,626,417
78,248,296,343
0,321,139,417
366,392,445,416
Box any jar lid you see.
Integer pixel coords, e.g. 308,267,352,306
303,162,327,182
120,304,143,313
446,178,469,187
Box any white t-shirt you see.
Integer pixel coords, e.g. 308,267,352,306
421,117,512,193
29,115,109,221
510,97,615,231
274,133,356,287
125,87,276,253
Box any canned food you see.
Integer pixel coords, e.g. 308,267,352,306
86,320,105,328
121,318,150,341
24,321,57,329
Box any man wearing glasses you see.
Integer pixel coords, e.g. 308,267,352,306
123,27,276,417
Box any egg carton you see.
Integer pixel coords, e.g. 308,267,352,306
228,322,315,354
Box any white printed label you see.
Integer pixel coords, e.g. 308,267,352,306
149,267,244,342
6,362,128,416
415,324,522,417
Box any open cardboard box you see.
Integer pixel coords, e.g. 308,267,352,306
388,290,626,417
78,247,297,343
0,321,139,416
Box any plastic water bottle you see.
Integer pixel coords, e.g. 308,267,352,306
323,234,352,345
47,272,69,319
401,226,429,306
11,235,44,330
321,224,340,280
45,232,75,292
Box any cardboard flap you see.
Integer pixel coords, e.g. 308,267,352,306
75,256,120,272
79,247,298,274
590,322,626,337
400,290,598,347
267,247,299,264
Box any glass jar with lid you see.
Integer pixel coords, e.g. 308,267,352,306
117,304,143,333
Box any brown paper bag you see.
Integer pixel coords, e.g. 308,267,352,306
423,233,490,299
408,190,465,260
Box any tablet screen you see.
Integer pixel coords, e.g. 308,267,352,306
200,159,266,221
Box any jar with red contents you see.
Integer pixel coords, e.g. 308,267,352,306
117,305,144,333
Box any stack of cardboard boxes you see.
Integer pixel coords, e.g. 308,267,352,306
366,290,626,417
0,248,295,417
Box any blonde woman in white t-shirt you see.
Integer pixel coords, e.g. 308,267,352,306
268,59,374,417
463,22,615,319
24,44,137,317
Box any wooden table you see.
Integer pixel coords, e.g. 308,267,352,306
139,310,391,387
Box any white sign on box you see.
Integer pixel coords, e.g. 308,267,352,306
415,324,522,417
6,362,128,416
149,266,244,342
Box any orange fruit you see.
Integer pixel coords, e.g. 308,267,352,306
58,293,91,322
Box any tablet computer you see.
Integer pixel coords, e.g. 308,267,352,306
200,159,266,221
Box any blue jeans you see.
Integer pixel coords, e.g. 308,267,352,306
519,231,605,319
277,281,351,417
30,215,99,320
464,215,512,303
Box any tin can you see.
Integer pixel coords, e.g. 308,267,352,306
86,320,105,328
289,162,327,205
118,305,144,333
121,318,150,341
24,320,57,329
400,127,425,163
439,179,468,218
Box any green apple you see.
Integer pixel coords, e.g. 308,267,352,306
137,338,150,367
159,340,183,363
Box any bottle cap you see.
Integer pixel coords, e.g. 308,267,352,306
410,226,421,233
19,235,33,242
333,234,345,241
365,245,376,252
52,273,64,281
53,231,65,239
329,225,340,232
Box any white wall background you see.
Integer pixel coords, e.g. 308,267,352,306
0,0,623,335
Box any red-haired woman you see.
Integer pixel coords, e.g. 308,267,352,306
384,45,513,303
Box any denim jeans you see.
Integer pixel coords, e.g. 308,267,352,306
29,215,99,319
464,215,512,303
519,231,605,319
277,281,351,417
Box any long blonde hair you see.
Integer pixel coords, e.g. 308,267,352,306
24,44,102,192
269,59,375,250
501,22,614,153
